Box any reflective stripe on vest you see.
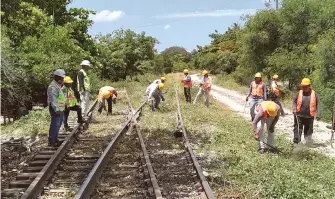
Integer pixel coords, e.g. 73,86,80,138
67,88,78,107
296,90,317,117
183,75,192,88
251,81,264,97
77,69,91,91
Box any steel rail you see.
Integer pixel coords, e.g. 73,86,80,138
20,99,98,199
74,100,147,199
174,84,216,199
126,92,163,199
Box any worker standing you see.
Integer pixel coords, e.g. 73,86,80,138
292,78,321,145
97,86,117,115
47,69,66,147
77,60,91,116
193,70,212,107
153,76,167,84
147,83,165,111
62,76,84,132
252,101,280,153
246,72,267,121
270,74,286,116
181,69,192,103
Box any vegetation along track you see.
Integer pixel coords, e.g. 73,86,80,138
141,84,215,199
40,93,130,199
1,100,98,199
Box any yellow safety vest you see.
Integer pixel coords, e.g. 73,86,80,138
56,89,66,112
66,88,79,107
77,69,91,92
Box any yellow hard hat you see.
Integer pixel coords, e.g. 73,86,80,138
158,83,165,90
64,76,73,84
202,70,208,76
103,90,111,99
255,72,262,78
266,102,278,117
273,74,279,79
161,77,167,81
183,69,189,74
301,78,311,86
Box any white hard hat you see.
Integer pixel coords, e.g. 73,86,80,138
54,69,66,78
80,60,90,66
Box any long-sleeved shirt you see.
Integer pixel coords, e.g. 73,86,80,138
252,103,280,131
147,83,163,99
248,81,267,100
153,79,162,84
47,80,63,112
200,77,212,91
292,90,321,118
77,70,85,91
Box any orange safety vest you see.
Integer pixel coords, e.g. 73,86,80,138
271,81,280,96
183,75,192,88
251,81,264,97
202,77,212,92
296,90,317,116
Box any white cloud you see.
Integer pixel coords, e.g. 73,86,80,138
89,10,125,22
164,24,171,29
158,9,257,19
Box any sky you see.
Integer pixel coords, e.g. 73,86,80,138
69,0,274,52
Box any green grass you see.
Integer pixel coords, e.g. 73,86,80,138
126,73,335,199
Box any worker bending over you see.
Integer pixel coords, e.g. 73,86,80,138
246,72,267,121
147,83,165,111
77,60,91,116
269,74,286,116
47,69,66,147
252,101,280,153
97,86,117,115
292,78,321,145
193,70,212,107
62,76,84,132
153,76,167,84
181,69,192,103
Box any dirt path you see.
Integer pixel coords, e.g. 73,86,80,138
211,84,335,158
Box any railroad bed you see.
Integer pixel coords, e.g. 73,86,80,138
1,87,215,199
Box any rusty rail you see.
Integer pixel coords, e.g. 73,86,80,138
174,84,216,199
126,92,163,199
20,99,98,199
74,100,147,199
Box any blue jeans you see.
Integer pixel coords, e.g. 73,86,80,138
249,98,263,121
48,106,64,142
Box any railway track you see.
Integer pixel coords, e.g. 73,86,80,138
40,95,130,198
1,100,98,199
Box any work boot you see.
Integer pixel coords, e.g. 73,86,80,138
258,148,265,154
326,125,332,129
64,126,73,132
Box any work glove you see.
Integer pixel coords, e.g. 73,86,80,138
253,131,259,141
269,126,275,133
55,111,61,115
316,117,321,121
161,97,165,102
113,99,116,104
246,96,249,102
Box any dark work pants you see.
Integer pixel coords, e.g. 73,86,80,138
98,97,112,114
184,87,191,102
64,105,82,127
293,115,314,143
272,95,285,115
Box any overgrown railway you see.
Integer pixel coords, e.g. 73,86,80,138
1,87,215,199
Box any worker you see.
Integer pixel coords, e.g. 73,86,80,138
77,60,91,116
269,74,286,116
181,69,192,103
246,72,267,121
193,70,212,107
61,76,84,132
292,78,321,145
97,86,118,115
153,76,167,84
147,83,165,111
252,101,280,153
47,69,66,147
